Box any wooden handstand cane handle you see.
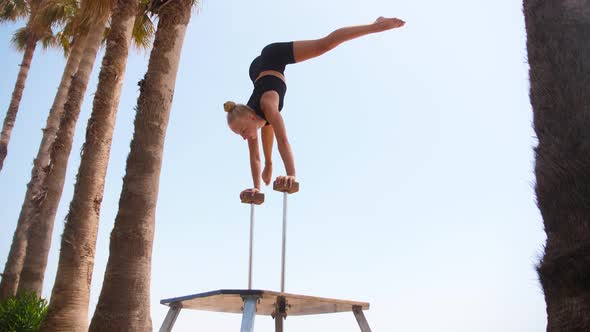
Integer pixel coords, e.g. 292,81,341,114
240,192,265,205
273,181,300,194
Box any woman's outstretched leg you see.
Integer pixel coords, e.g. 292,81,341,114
293,17,405,63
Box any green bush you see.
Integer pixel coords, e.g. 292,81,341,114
0,293,48,332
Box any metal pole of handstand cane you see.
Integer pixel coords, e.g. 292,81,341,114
249,203,255,289
273,179,299,293
241,191,265,290
280,192,287,292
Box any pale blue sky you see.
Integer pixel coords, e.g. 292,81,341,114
1,0,546,330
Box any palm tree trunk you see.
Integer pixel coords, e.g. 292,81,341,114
0,36,88,303
38,0,138,329
0,37,38,300
524,1,590,330
0,37,37,172
17,18,108,298
88,1,193,330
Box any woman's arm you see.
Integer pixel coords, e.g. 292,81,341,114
261,125,274,164
247,136,262,190
265,110,295,178
261,125,274,185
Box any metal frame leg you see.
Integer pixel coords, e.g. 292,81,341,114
159,306,181,332
274,314,284,332
353,305,372,332
273,296,287,332
240,295,258,332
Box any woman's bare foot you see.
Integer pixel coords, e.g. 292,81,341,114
374,16,405,31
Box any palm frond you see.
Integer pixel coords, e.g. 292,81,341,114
144,0,198,18
62,10,84,36
0,0,29,22
54,30,71,55
37,24,58,49
132,0,154,50
79,0,116,24
29,0,46,11
40,31,58,49
36,0,78,27
39,0,80,54
10,26,32,50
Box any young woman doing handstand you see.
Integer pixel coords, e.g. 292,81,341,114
224,17,405,199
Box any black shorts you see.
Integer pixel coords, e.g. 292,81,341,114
248,42,295,82
247,42,295,124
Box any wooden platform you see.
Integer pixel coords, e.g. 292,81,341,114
160,289,369,316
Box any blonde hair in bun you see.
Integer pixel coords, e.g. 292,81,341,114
224,101,236,113
224,101,255,124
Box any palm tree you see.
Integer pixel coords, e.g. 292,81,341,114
17,0,154,299
88,0,195,329
524,0,590,330
37,0,155,330
15,2,112,298
0,0,56,171
0,0,76,301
